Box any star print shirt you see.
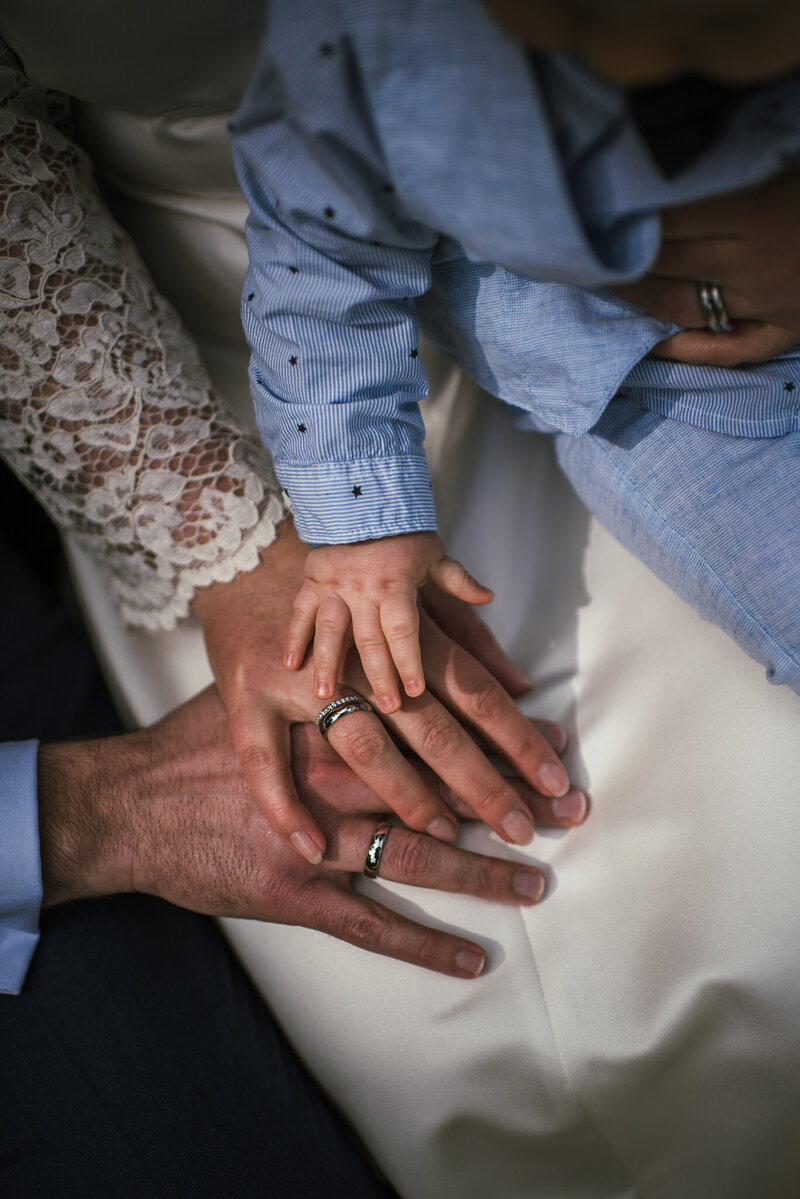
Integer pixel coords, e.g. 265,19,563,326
231,0,800,545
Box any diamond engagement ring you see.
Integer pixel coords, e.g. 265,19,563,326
697,282,733,333
364,821,393,879
315,693,374,738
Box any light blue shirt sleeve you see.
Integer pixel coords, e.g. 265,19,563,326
232,0,800,526
231,2,439,545
0,741,42,995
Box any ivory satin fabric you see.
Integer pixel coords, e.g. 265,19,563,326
69,373,800,1198
9,4,800,1193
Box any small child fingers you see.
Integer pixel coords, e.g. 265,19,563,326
312,594,351,701
380,593,425,698
429,555,494,605
285,585,319,670
351,604,402,714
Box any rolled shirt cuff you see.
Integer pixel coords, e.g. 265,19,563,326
275,455,438,544
0,741,43,995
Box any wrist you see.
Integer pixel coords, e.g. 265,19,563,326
37,737,138,907
192,516,306,626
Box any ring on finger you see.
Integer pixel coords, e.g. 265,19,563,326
364,820,393,879
697,282,733,333
315,693,374,738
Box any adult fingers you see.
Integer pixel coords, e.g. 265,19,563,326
228,702,327,864
613,275,751,328
324,705,460,841
418,613,572,799
409,750,585,825
429,555,494,605
652,322,799,366
352,602,402,714
503,775,588,828
300,882,488,978
325,817,547,905
421,586,531,696
284,583,318,671
380,592,425,699
382,689,538,846
312,593,351,701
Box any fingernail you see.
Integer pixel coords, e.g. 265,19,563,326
284,652,298,670
538,761,570,797
553,789,587,824
380,695,398,713
427,816,459,842
406,679,423,696
455,949,486,977
513,870,546,902
501,809,534,845
290,832,323,865
541,722,568,753
315,682,332,700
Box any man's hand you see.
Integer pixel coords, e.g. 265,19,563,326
614,170,800,366
193,522,580,865
35,687,585,980
285,531,493,713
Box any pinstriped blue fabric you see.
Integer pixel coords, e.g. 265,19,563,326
0,741,42,995
231,0,800,545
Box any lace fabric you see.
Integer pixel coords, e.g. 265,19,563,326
0,41,288,629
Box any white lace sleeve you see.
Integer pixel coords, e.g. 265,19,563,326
0,42,289,630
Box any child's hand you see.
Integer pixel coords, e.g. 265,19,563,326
284,532,494,713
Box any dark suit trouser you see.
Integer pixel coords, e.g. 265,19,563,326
0,467,394,1199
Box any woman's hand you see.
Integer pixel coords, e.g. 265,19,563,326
613,170,800,366
193,521,584,865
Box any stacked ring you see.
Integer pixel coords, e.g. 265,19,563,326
697,282,733,333
315,693,374,737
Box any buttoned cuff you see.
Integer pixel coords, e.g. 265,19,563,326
275,455,438,544
0,741,42,995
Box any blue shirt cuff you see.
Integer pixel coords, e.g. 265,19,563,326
276,455,438,543
0,741,42,995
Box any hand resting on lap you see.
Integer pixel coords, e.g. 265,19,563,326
614,171,800,366
194,520,581,864
36,687,586,980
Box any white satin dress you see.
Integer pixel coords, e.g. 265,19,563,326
5,4,800,1195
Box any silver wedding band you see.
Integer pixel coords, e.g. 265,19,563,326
364,821,392,879
697,282,733,333
315,692,374,738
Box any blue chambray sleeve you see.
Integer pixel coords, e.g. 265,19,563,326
231,2,440,544
0,741,42,995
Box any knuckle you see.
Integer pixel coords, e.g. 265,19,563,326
338,724,386,768
413,929,444,968
474,776,512,815
316,614,343,637
509,727,546,766
354,631,386,657
344,908,392,950
465,678,506,723
419,713,462,761
383,613,418,641
469,858,497,895
391,834,436,882
239,743,277,782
